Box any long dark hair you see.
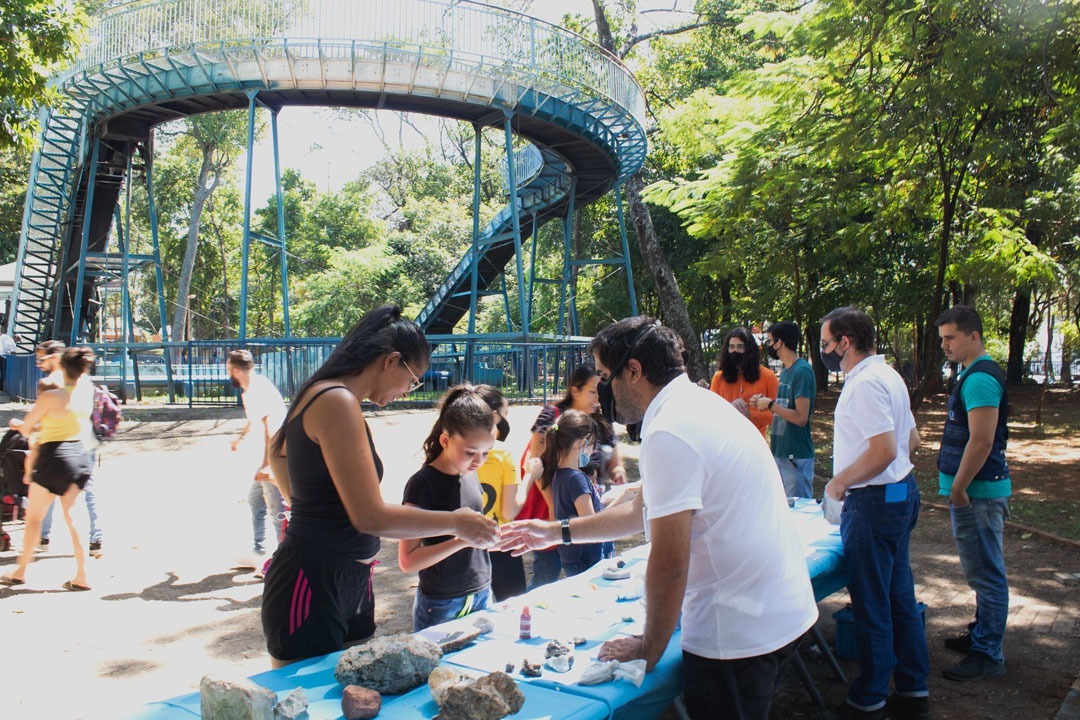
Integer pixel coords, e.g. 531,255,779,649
421,385,496,465
271,304,430,455
60,346,95,382
718,327,761,384
554,364,613,443
538,409,594,491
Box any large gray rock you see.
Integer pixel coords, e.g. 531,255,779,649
200,674,276,720
334,633,443,694
273,688,309,720
430,670,524,720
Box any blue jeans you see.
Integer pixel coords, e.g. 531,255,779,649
950,498,1009,664
840,474,929,709
250,480,285,552
527,548,562,590
775,456,814,498
412,587,490,631
41,476,101,543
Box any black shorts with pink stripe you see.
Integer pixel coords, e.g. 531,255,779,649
261,536,376,662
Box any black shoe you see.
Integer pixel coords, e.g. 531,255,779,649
942,653,1005,682
35,538,50,553
88,541,102,559
832,700,887,719
887,694,931,720
943,631,971,654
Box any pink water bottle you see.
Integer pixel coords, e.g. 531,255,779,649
519,606,532,639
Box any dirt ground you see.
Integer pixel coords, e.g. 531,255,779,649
0,389,1077,719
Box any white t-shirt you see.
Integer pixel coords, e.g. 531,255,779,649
0,334,16,354
242,374,287,436
833,354,916,490
639,374,819,660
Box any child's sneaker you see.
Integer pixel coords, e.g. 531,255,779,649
88,541,103,559
35,538,50,553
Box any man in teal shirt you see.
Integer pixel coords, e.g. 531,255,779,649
753,321,816,497
937,305,1010,682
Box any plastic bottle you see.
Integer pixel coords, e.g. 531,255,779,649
519,606,532,640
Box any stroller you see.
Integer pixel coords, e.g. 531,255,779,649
0,428,30,552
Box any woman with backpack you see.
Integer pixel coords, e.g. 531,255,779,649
1,347,96,591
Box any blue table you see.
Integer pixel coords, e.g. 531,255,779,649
129,651,608,720
130,502,844,720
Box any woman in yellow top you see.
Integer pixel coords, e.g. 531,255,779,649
1,347,96,591
709,328,779,438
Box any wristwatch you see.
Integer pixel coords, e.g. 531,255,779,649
561,518,572,545
767,399,776,410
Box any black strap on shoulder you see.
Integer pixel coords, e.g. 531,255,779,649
289,384,351,424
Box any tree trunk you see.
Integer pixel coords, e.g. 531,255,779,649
1061,332,1072,385
719,277,732,324
173,154,214,344
1007,285,1031,386
625,174,706,381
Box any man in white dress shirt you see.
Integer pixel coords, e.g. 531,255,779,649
820,306,929,720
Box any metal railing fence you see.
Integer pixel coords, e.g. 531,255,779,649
64,0,646,130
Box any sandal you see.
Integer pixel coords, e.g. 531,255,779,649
1,575,26,586
62,580,91,592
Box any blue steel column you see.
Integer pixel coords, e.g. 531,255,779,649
614,183,639,317
69,136,101,346
271,108,294,393
465,123,483,382
271,109,291,338
145,138,176,403
557,177,577,336
502,110,528,336
122,161,135,382
239,90,258,341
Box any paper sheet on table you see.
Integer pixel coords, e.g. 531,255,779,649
448,636,631,687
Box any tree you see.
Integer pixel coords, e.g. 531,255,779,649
0,0,86,150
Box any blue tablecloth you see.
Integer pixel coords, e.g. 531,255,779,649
130,501,844,720
129,652,608,720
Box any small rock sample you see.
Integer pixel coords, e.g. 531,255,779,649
335,633,442,694
428,666,466,705
472,616,495,634
201,674,276,720
438,627,483,654
273,688,309,720
520,659,542,677
434,671,524,720
602,566,631,580
341,685,381,720
544,639,572,659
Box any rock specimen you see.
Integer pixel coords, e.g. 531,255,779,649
520,659,542,677
273,688,309,720
437,627,483,654
429,670,524,720
201,674,276,720
334,633,443,694
341,685,381,720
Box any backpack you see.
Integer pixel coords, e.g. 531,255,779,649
92,384,123,440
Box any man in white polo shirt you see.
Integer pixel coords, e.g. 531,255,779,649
500,316,818,719
820,306,930,720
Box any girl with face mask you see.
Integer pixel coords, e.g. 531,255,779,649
538,409,609,577
708,327,779,438
399,386,496,631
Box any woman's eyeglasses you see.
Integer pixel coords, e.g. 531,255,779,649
402,360,424,394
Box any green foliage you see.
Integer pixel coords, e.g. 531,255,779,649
0,146,31,263
0,1,87,150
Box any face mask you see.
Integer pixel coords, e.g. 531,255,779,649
766,345,780,361
578,446,592,469
496,416,510,442
728,350,744,364
822,345,846,373
229,377,242,389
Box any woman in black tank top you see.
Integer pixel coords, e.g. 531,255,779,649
260,305,498,667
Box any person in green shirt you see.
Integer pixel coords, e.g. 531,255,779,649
753,321,816,498
936,305,1010,683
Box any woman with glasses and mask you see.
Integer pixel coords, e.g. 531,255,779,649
260,305,497,667
708,327,779,438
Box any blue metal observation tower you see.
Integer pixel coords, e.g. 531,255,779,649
7,0,646,401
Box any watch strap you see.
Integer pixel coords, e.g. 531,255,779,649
560,518,572,545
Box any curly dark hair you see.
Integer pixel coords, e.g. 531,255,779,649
718,327,761,384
